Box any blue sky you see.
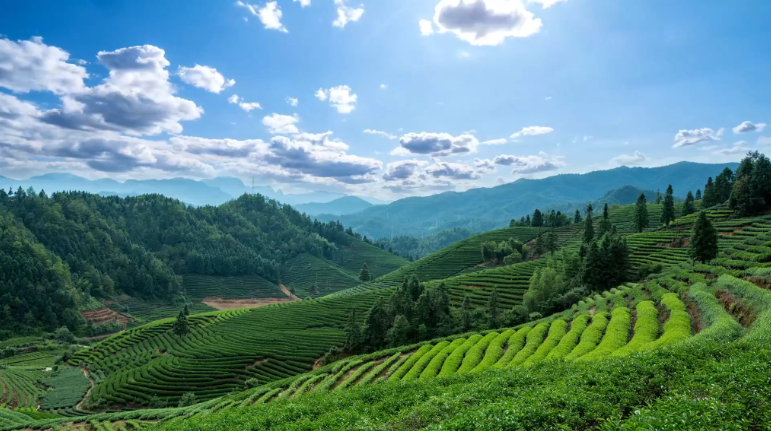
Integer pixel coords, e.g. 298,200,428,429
1,0,770,199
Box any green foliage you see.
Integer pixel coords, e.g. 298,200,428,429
546,314,590,360
632,193,649,233
172,310,190,337
730,151,771,215
457,332,498,373
583,204,595,243
389,344,433,382
682,191,696,217
178,392,197,408
438,335,482,376
420,338,465,380
690,211,719,263
510,322,549,366
358,263,371,282
564,312,609,360
402,342,448,381
660,184,676,226
494,326,531,368
523,319,567,366
472,329,515,372
612,301,659,356
644,294,691,350
579,306,631,360
40,367,91,410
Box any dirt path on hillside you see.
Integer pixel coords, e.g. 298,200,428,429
280,284,301,300
202,297,298,310
76,368,94,412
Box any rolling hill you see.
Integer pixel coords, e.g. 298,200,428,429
318,161,738,239
295,196,375,216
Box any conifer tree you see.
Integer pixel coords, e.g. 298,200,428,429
632,193,649,233
546,229,559,255
574,210,582,224
598,203,612,237
361,298,391,350
183,304,190,316
387,315,411,347
682,191,696,217
583,204,594,243
661,184,676,227
532,209,544,227
461,296,472,331
702,177,716,207
655,190,662,204
525,214,531,226
695,189,702,200
173,310,190,337
487,290,500,329
714,168,735,203
344,309,361,353
358,263,371,282
690,211,718,263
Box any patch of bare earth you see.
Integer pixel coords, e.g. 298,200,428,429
202,297,299,310
80,307,131,326
628,309,637,342
75,368,94,412
280,284,301,300
748,276,771,291
589,306,596,317
460,284,486,290
682,293,704,334
715,290,757,327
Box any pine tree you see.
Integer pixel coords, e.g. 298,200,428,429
546,229,559,255
598,203,612,237
183,304,190,316
583,204,594,243
695,189,702,200
655,190,662,204
387,315,411,347
661,184,676,227
632,193,649,233
461,296,472,331
173,310,190,337
702,177,716,207
532,209,544,227
525,214,531,226
487,290,500,329
344,309,361,353
358,263,371,282
682,191,696,217
714,168,735,203
361,298,391,350
690,211,718,263
574,210,582,224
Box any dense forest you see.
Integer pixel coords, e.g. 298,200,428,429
0,191,376,337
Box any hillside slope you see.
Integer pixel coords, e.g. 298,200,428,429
320,161,736,238
295,196,374,216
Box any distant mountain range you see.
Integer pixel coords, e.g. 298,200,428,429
295,196,375,216
0,174,383,208
317,162,739,239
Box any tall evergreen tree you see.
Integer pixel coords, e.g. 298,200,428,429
682,191,696,217
546,229,559,255
574,210,582,224
695,189,702,200
344,309,361,353
655,190,662,204
358,263,371,282
730,152,771,215
532,209,544,227
183,304,190,316
702,177,716,207
461,296,472,331
525,214,531,226
632,193,649,233
690,211,718,263
714,168,735,203
661,184,676,227
583,204,594,243
386,315,411,347
173,310,190,337
487,290,500,329
597,203,612,237
361,298,391,350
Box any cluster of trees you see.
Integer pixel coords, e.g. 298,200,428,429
702,167,735,208
0,190,370,336
510,209,572,228
728,152,771,215
345,276,454,352
481,238,526,265
375,228,473,261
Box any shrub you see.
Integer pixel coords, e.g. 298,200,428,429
580,306,631,360
472,329,515,372
403,342,448,381
509,322,549,367
565,312,609,360
547,314,590,361
420,338,465,380
644,294,691,350
178,392,197,408
493,326,531,368
458,332,499,373
438,335,483,376
613,301,659,356
524,319,568,366
389,344,433,382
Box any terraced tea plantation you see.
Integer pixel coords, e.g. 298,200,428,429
280,254,360,297
182,274,285,301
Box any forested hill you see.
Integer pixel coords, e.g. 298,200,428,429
319,162,738,239
0,189,403,336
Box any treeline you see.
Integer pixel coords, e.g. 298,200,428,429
0,190,365,336
510,208,573,228
375,228,474,261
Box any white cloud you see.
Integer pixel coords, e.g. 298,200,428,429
733,120,767,134
528,0,568,8
178,64,235,93
419,19,435,36
333,0,364,28
714,142,749,156
316,85,357,114
364,129,397,139
294,0,311,6
425,161,480,180
428,0,542,46
0,36,87,94
40,45,202,135
759,136,771,146
396,132,479,157
382,159,427,181
611,151,646,166
544,96,552,101
510,126,554,139
481,138,507,145
475,151,565,174
228,94,262,111
236,1,287,32
380,84,387,89
673,127,723,148
286,97,298,107
263,113,300,134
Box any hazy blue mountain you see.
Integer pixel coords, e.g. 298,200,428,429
296,196,374,216
317,162,739,239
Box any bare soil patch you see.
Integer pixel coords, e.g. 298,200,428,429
715,290,757,327
75,368,94,412
682,293,704,334
748,276,771,291
80,307,131,326
460,284,486,290
280,284,301,300
202,297,299,310
656,237,691,248
589,306,596,317
628,309,637,342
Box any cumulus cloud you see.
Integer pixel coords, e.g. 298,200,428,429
382,159,428,181
427,0,542,46
475,152,565,174
0,36,88,94
510,126,553,139
262,113,300,134
228,94,262,111
611,151,646,166
333,0,364,28
481,138,507,145
286,97,298,107
714,142,749,156
178,65,235,93
733,120,767,134
40,45,202,135
396,132,479,157
528,0,568,8
419,19,435,36
294,0,311,6
673,128,723,148
236,1,287,32
425,161,480,180
364,129,397,139
315,85,357,114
